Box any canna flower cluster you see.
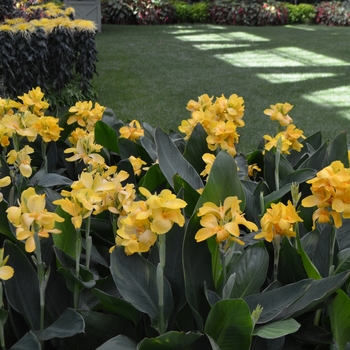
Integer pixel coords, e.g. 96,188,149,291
113,187,187,255
179,94,245,156
254,201,303,242
302,160,350,229
119,120,145,141
195,196,258,246
68,101,105,132
263,103,306,154
6,187,64,253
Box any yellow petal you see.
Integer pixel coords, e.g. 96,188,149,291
0,266,14,280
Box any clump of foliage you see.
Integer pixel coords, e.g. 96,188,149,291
1,88,350,349
172,1,209,23
315,1,350,25
285,3,316,24
210,1,288,25
101,0,176,24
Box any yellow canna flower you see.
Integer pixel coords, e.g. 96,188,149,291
0,176,11,202
264,103,293,126
32,116,63,142
119,120,144,141
196,196,258,245
302,161,350,228
18,87,50,116
7,145,34,178
1,112,38,141
248,163,261,178
6,187,64,252
129,156,147,177
0,248,14,281
263,133,292,154
254,201,303,242
200,153,216,180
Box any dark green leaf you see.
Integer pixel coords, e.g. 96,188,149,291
279,168,317,188
3,241,40,330
94,120,119,154
155,127,203,191
253,319,300,339
36,173,73,187
9,331,40,350
227,242,269,298
335,248,350,274
118,137,153,164
329,289,350,350
138,331,203,350
0,200,15,241
92,289,141,325
110,246,174,333
323,131,349,168
96,335,137,350
204,299,253,350
138,163,168,192
35,308,85,341
299,141,328,170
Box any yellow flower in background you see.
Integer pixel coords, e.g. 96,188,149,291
200,153,216,180
302,160,350,228
0,248,14,281
33,116,63,142
0,98,21,117
129,156,147,176
1,112,38,141
284,124,306,152
0,176,11,202
195,196,258,246
119,120,144,141
18,87,49,116
264,103,293,126
214,94,245,127
6,187,64,253
67,127,89,146
263,133,292,154
7,145,34,178
52,197,84,229
186,94,213,112
254,201,303,242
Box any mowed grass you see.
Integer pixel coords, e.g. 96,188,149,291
93,24,350,153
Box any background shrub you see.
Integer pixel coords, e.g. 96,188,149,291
285,3,316,24
315,1,350,25
210,1,288,25
172,1,209,22
101,0,137,24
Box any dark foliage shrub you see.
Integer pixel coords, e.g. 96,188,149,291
315,1,350,25
285,3,316,24
102,0,176,24
210,1,288,25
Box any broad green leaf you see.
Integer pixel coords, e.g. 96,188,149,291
227,242,269,298
96,335,137,350
94,120,119,154
3,240,40,330
241,182,260,226
278,237,308,285
329,289,350,350
293,323,332,345
276,271,349,321
118,137,153,164
52,206,78,258
183,151,244,328
155,127,203,191
335,248,350,274
9,331,40,350
183,123,210,174
138,163,168,192
263,183,292,209
35,308,85,341
279,168,317,188
299,141,328,170
92,289,142,325
323,131,349,168
36,173,73,187
207,236,222,289
204,299,253,350
110,246,174,333
337,219,350,251
137,331,203,350
253,319,300,339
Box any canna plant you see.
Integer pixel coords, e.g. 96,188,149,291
0,87,350,349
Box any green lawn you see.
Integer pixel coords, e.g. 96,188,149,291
93,24,350,153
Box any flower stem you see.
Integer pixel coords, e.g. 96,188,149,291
156,234,166,335
74,229,82,309
328,225,336,277
274,142,281,192
273,234,281,282
41,142,48,174
33,230,45,337
85,216,92,271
